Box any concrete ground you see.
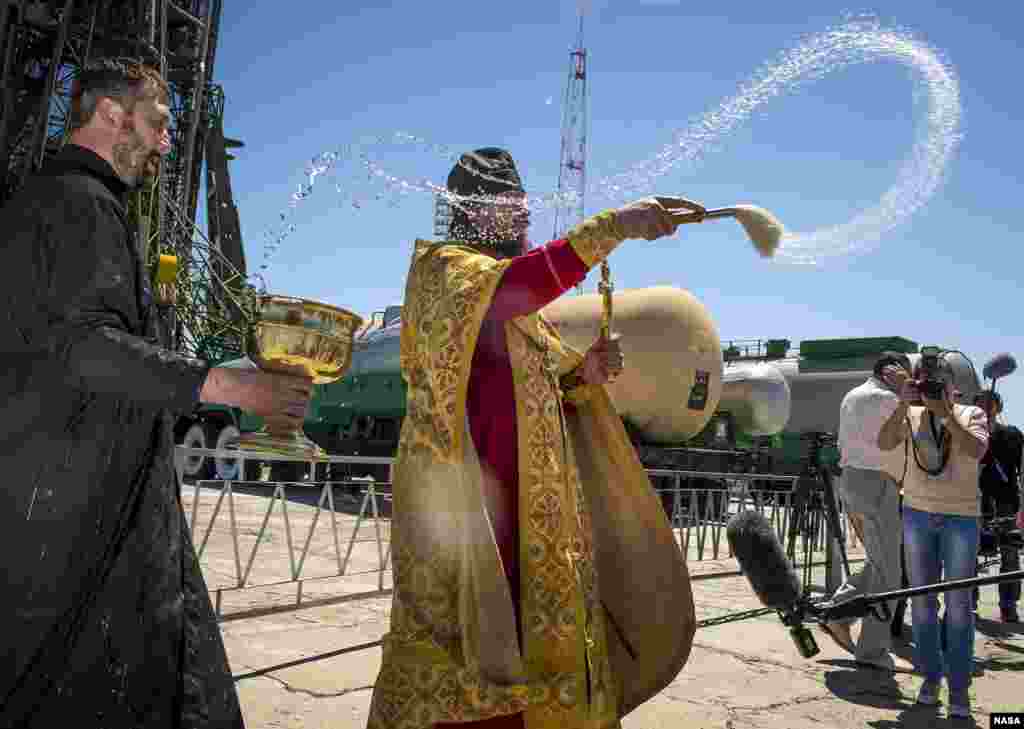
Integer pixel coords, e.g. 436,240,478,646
183,482,1024,728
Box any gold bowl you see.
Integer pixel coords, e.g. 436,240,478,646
234,295,364,459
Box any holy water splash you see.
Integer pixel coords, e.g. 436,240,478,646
594,16,961,264
253,15,960,282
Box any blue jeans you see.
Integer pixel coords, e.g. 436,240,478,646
903,506,980,693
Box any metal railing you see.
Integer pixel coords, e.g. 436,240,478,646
645,469,856,562
175,448,858,621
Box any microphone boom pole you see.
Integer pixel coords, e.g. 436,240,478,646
813,568,1024,624
728,509,1024,659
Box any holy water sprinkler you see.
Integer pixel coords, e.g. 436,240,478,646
672,203,786,258
597,197,782,348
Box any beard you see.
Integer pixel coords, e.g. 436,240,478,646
448,209,528,259
489,237,526,259
114,124,159,189
142,152,161,182
470,224,528,259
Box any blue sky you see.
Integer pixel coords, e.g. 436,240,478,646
207,0,1023,421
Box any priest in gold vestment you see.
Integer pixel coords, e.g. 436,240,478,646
367,149,700,729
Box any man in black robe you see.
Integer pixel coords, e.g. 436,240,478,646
0,59,312,727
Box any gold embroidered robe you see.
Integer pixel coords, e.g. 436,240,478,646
367,214,696,729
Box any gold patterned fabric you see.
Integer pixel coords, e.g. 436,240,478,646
367,221,694,729
565,211,625,269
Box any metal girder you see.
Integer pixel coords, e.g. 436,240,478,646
0,0,250,362
552,10,589,242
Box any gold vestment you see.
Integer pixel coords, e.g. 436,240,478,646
367,214,696,729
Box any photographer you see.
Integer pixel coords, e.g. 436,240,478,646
878,349,989,718
821,352,913,672
975,390,1023,622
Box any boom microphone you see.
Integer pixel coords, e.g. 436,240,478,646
983,352,1017,381
727,510,823,658
725,511,1024,661
726,510,802,609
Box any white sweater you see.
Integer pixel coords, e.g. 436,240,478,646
901,404,989,517
838,377,907,479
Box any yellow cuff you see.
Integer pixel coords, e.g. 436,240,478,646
566,210,626,269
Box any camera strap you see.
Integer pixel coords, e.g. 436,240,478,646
928,411,945,447
899,430,909,488
910,409,952,477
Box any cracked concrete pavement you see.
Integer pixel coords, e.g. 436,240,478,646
185,484,1024,728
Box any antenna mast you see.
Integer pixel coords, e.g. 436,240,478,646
553,7,589,264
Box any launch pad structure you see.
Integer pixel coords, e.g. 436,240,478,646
0,0,251,361
552,6,588,242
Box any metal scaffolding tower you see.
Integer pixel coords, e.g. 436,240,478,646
433,190,450,240
0,0,252,359
552,8,589,242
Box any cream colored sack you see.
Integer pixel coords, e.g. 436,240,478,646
564,385,696,717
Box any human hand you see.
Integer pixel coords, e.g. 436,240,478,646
881,364,911,393
895,378,920,404
1017,509,1024,531
202,367,313,425
581,333,624,385
613,196,707,241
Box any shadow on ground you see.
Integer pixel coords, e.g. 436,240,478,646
868,707,978,729
821,666,983,728
819,664,906,711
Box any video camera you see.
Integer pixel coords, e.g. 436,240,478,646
979,515,1024,559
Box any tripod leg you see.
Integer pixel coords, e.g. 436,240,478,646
805,501,819,593
786,479,809,567
821,469,852,584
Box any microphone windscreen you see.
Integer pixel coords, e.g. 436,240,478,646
983,353,1017,381
726,510,802,609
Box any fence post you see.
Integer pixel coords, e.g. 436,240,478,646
672,474,681,531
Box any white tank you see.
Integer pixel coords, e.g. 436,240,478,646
771,350,983,435
720,362,792,436
542,286,723,443
771,359,869,434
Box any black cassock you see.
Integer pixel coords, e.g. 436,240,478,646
0,145,244,727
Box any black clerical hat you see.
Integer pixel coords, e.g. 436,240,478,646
447,148,524,197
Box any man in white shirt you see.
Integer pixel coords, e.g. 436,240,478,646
821,352,913,672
